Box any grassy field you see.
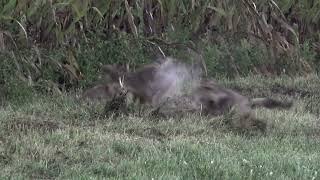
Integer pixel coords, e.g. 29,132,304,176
1,75,320,179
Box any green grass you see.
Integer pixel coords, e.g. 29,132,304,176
1,75,320,179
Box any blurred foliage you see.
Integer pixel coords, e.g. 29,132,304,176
0,0,319,96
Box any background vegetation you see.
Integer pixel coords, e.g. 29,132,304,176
0,0,320,97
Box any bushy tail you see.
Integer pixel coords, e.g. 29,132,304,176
251,98,293,109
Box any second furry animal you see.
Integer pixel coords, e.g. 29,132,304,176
192,79,292,131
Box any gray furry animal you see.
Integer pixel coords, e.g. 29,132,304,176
102,58,185,106
191,79,292,131
92,58,293,131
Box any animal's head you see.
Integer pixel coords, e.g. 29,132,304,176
101,63,131,96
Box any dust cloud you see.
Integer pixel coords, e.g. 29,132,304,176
151,57,203,104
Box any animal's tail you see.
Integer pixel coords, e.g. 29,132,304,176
251,98,293,109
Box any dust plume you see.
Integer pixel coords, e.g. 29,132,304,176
151,57,203,104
